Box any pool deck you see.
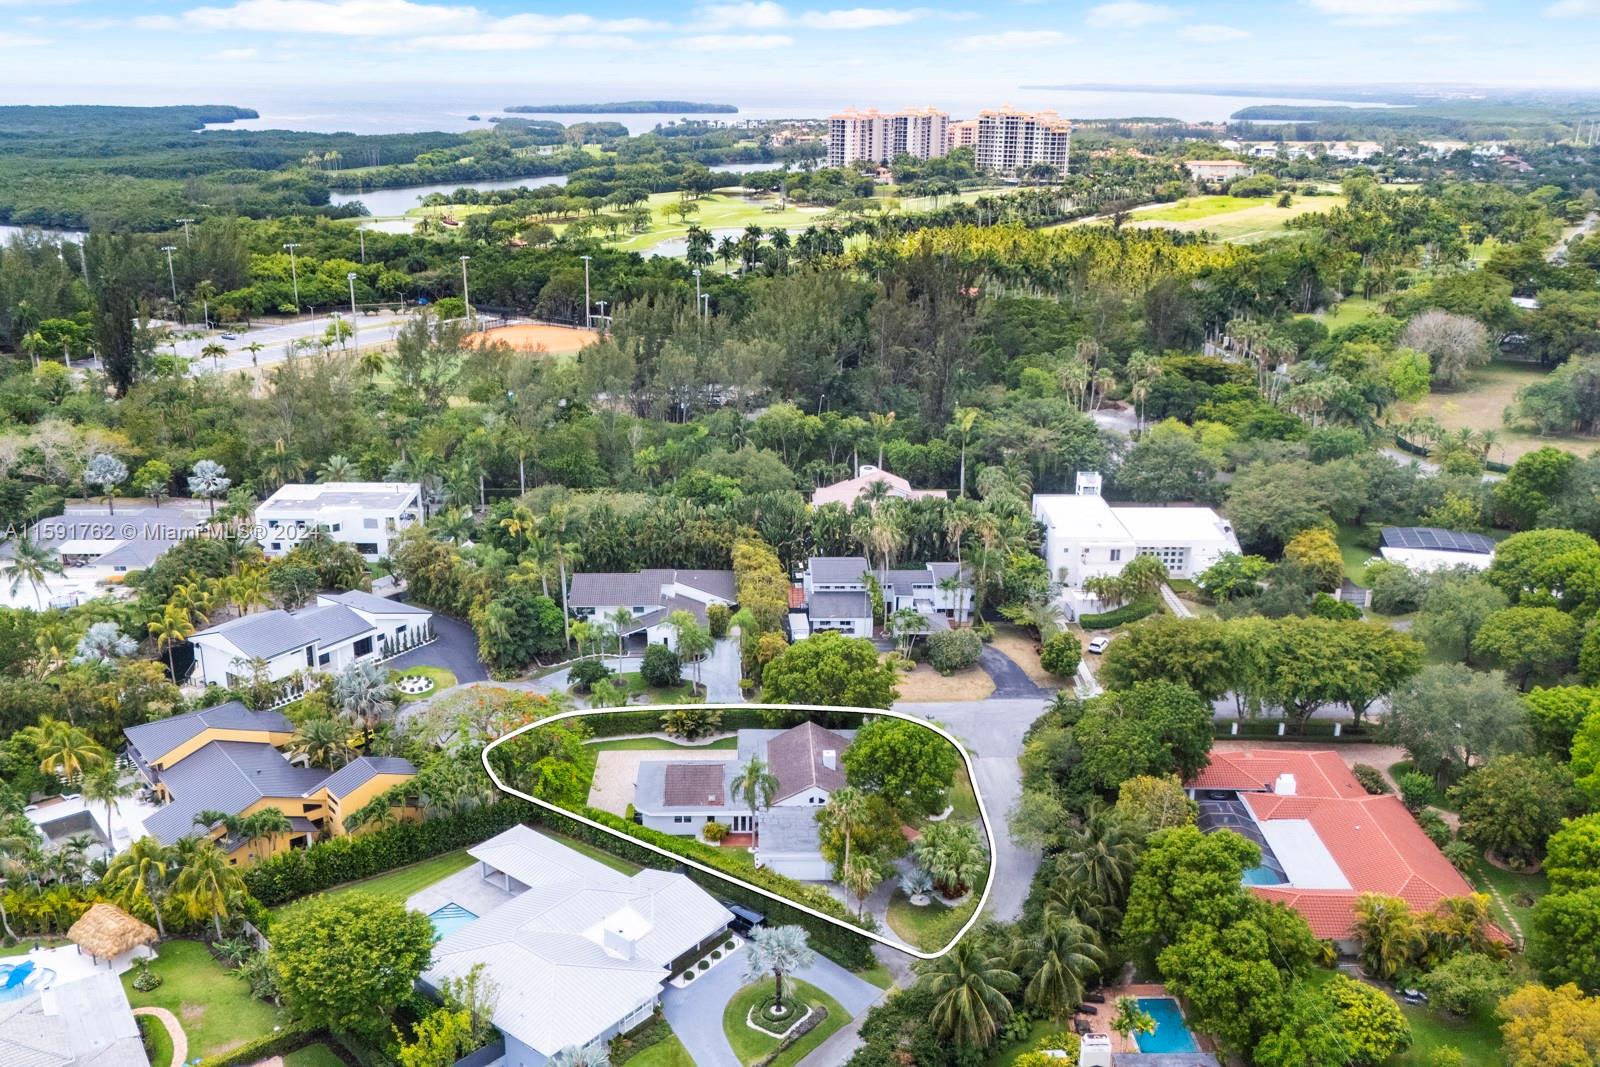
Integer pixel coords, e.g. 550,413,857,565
406,861,518,917
1076,982,1221,1060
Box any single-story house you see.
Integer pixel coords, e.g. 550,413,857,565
1189,749,1506,953
1378,526,1495,573
127,701,415,864
566,569,735,651
414,825,732,1067
811,464,947,510
188,590,432,688
0,969,149,1067
633,721,852,880
1,501,208,610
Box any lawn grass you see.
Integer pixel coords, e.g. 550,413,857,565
1307,294,1387,327
990,1021,1059,1067
886,890,970,952
1465,856,1548,937
138,1012,175,1067
0,937,67,957
1396,360,1600,464
588,736,738,752
537,828,643,875
283,1043,348,1067
1135,194,1265,222
389,664,458,703
948,765,980,823
626,1034,696,1067
308,848,475,907
122,940,284,1060
1387,1002,1502,1067
721,980,849,1067
1128,193,1346,243
1335,524,1378,585
615,671,694,700
854,961,896,990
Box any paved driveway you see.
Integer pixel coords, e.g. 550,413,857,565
387,611,489,682
977,645,1050,699
662,943,884,1067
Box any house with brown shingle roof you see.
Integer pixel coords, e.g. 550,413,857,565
1189,749,1505,950
630,722,854,881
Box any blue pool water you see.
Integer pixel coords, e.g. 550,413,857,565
1242,864,1287,885
1136,997,1199,1054
0,964,54,1002
428,903,478,939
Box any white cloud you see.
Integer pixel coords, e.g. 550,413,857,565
798,7,922,27
1546,0,1600,15
0,32,50,46
1085,1,1178,28
144,0,480,35
217,46,258,58
1180,23,1248,41
696,1,791,28
695,2,939,30
419,31,641,50
681,32,794,48
1306,0,1468,25
957,28,1070,48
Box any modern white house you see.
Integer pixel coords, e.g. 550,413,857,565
810,464,947,510
1033,473,1241,617
797,557,874,636
633,721,853,881
566,569,735,651
2,501,208,609
255,482,423,561
1184,159,1255,184
187,590,432,688
410,825,732,1067
1377,526,1495,572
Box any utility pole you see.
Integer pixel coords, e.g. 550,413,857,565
459,255,472,327
580,254,592,328
175,218,196,246
160,245,179,309
283,243,301,312
347,272,359,353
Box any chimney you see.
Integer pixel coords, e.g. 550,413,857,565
858,464,879,477
1075,471,1103,497
822,750,836,771
599,906,650,961
1274,772,1297,796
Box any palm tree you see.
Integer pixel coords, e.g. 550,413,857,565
742,924,815,1014
230,566,271,615
841,855,879,920
922,938,1019,1048
1055,805,1140,909
1023,915,1105,1021
24,718,107,778
914,822,988,897
334,659,398,747
245,809,293,860
1109,996,1157,1044
104,837,176,939
730,754,779,846
173,839,245,940
3,533,64,609
186,459,232,516
318,454,358,482
289,717,354,769
952,407,980,497
815,786,868,873
201,341,227,370
244,341,265,367
1352,892,1424,981
81,765,134,857
149,605,195,680
607,608,633,666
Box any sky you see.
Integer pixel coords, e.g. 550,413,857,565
3,0,1600,109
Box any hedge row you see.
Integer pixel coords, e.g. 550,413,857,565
198,1027,319,1067
535,805,877,969
244,803,525,906
1080,595,1159,630
1212,719,1375,743
584,705,777,738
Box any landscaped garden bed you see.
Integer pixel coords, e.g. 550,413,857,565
721,980,847,1067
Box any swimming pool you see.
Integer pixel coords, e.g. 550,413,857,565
1135,997,1199,1054
1242,864,1287,885
427,903,478,940
0,963,54,1002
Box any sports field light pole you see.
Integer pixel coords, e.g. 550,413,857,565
347,272,359,352
160,245,179,312
175,217,196,246
580,254,592,328
692,268,702,320
459,255,473,328
283,243,301,312
596,300,608,335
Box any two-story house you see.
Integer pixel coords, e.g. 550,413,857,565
255,481,423,562
565,569,735,651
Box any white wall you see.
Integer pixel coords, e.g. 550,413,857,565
807,616,872,637
192,638,313,687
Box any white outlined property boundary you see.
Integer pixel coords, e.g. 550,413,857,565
480,702,996,960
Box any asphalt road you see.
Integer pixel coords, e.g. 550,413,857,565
171,311,413,375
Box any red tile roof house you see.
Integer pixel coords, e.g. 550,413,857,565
1188,749,1505,953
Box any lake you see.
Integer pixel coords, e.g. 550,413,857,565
333,161,790,218
0,224,84,245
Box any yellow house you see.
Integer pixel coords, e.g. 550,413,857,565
126,702,416,865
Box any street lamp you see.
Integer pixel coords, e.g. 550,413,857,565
596,300,608,332
175,218,196,246
459,255,472,327
283,243,301,312
699,292,710,319
159,245,179,309
347,272,359,352
692,268,701,319
579,254,592,328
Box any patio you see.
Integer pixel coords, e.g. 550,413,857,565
406,860,520,918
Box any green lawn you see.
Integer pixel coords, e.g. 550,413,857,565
626,1034,696,1067
390,665,458,703
122,940,285,1060
948,765,979,823
721,980,850,1067
589,736,737,752
1465,856,1548,937
1387,1002,1502,1067
989,1021,1059,1067
1136,195,1265,222
0,937,67,957
1335,524,1377,585
307,849,475,907
283,1043,348,1067
538,828,643,875
138,1013,174,1067
886,891,958,952
854,961,895,990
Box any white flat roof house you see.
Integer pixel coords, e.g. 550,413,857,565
255,482,422,562
1033,472,1240,615
412,826,732,1067
1,501,208,610
188,590,432,689
1378,526,1495,573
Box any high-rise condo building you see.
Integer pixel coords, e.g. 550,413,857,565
828,107,950,167
976,106,1072,175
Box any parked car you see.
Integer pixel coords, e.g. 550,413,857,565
1087,636,1111,654
721,902,765,936
220,332,238,340
1401,989,1428,1005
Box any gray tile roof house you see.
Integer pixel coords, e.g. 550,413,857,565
757,805,824,855
320,756,419,798
807,556,871,586
15,503,207,571
320,589,431,615
197,603,374,660
123,702,291,765
806,590,871,618
764,721,850,802
0,970,150,1067
568,569,736,633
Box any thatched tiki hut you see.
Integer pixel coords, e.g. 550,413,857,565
68,903,158,964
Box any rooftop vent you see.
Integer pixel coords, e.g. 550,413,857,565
1274,772,1297,796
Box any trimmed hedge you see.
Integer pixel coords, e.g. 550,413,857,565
584,706,775,738
244,803,525,906
1211,719,1373,743
198,1027,319,1067
534,805,877,969
1080,595,1159,630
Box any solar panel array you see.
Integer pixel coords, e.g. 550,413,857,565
1380,526,1495,555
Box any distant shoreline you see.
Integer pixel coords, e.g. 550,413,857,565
505,101,739,115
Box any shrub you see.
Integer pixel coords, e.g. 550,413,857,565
1417,808,1452,847
707,602,731,639
1399,771,1435,811
1080,596,1158,630
569,659,613,693
702,821,730,842
1352,764,1393,795
640,644,682,688
131,959,162,991
1429,1048,1464,1067
1442,840,1476,870
1419,953,1515,1017
660,706,723,740
926,629,983,674
1040,630,1083,679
